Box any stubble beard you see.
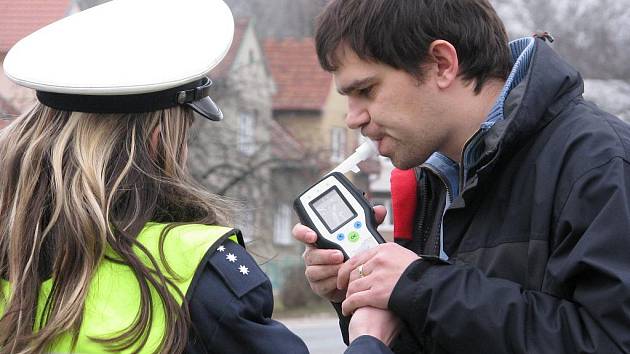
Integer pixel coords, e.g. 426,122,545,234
389,140,433,170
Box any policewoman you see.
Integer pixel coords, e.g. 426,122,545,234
0,0,308,353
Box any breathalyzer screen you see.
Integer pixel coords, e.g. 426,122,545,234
311,187,357,233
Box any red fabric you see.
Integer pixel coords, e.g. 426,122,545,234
390,168,417,240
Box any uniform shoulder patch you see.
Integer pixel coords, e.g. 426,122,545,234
209,240,267,298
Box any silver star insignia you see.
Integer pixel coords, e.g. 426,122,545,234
239,265,249,275
226,253,237,263
217,245,226,252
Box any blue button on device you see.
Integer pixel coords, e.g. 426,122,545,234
337,233,345,241
354,221,362,229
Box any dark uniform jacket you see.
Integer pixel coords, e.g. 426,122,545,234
345,38,630,353
185,239,309,353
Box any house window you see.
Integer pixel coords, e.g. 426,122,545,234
236,209,255,243
239,110,257,156
330,127,346,163
273,204,293,245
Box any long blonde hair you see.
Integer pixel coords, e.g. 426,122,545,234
0,104,229,353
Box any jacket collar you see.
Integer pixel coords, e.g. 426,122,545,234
466,38,585,180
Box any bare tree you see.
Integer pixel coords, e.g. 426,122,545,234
224,0,328,38
494,0,630,81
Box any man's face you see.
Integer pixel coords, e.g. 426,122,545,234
334,47,452,169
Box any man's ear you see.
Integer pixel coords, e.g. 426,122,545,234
427,40,459,89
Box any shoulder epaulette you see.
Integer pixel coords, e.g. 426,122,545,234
208,240,266,298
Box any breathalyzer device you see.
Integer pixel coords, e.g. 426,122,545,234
294,141,385,260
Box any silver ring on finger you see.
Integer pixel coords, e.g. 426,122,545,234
357,264,366,278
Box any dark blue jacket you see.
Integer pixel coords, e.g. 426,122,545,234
346,38,630,353
185,239,309,353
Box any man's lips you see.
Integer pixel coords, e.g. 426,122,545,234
362,131,387,154
368,137,386,155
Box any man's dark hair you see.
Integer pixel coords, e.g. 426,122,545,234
315,0,512,93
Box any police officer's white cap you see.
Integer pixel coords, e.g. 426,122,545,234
3,0,234,121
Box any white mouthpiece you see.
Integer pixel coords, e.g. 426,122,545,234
330,140,379,174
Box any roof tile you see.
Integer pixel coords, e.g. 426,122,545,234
0,0,72,52
263,37,332,111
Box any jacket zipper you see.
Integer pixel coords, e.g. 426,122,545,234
416,170,430,254
425,165,452,204
418,165,451,255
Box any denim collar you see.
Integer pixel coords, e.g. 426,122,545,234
481,37,535,129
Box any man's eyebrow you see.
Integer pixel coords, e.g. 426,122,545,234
337,77,376,96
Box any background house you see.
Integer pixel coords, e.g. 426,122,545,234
368,157,396,241
263,37,376,188
263,38,345,158
185,19,325,294
0,0,77,113
188,18,277,254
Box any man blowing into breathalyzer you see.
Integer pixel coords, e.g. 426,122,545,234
292,0,630,353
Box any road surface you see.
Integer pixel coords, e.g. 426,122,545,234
280,315,347,354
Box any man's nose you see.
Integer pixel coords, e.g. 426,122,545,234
345,99,369,129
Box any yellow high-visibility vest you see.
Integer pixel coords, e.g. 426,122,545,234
0,222,239,353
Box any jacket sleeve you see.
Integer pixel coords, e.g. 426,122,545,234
185,240,309,354
389,157,630,353
345,336,395,354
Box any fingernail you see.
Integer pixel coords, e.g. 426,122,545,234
333,252,344,262
306,231,317,242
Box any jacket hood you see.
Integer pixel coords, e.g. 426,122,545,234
472,38,585,176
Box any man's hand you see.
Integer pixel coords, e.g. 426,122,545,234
292,205,387,303
338,243,420,315
348,307,401,346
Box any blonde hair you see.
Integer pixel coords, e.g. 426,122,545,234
0,104,230,353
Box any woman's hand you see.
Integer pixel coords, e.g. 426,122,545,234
348,306,401,346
